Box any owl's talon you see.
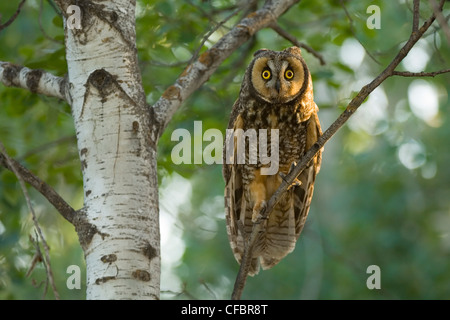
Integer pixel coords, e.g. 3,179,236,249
279,169,302,190
286,178,302,190
252,200,267,222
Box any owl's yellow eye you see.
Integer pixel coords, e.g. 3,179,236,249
261,69,271,80
285,69,294,80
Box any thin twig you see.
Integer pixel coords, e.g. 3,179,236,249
26,234,43,278
219,36,257,88
150,8,240,68
149,59,190,68
392,69,450,77
18,135,76,161
0,148,77,224
231,0,447,300
199,279,217,300
0,141,60,300
0,0,26,31
189,8,241,65
270,22,326,65
39,0,63,44
46,0,62,16
29,232,51,299
429,0,450,44
413,0,420,32
339,0,381,65
186,0,234,31
432,22,447,64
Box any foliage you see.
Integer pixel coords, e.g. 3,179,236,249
0,0,449,299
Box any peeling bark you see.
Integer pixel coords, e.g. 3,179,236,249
56,0,160,299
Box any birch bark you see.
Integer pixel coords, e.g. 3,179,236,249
57,0,160,299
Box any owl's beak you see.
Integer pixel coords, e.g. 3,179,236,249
275,78,281,93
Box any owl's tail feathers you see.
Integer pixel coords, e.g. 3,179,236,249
232,250,261,276
236,254,280,276
247,258,260,277
260,256,281,272
246,256,281,276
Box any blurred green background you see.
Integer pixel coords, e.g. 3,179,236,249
0,0,449,299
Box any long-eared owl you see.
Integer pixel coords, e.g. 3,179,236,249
223,46,323,276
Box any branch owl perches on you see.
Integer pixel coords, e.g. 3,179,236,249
223,46,323,276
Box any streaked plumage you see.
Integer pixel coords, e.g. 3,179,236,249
223,47,323,276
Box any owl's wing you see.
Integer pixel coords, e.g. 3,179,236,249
223,99,246,264
293,108,323,239
311,106,323,173
222,99,239,184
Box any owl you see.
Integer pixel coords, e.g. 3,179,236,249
223,46,323,276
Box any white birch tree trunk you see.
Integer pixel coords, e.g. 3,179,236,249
59,0,160,299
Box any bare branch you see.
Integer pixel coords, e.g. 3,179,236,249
186,0,236,32
39,0,63,44
25,235,43,278
188,8,241,65
339,0,381,65
429,0,450,44
231,0,448,300
413,0,420,32
0,148,77,225
199,279,217,300
270,22,326,65
0,141,60,300
152,0,301,138
0,62,69,102
0,0,26,31
392,69,450,77
28,232,53,299
17,135,76,161
149,59,191,68
219,36,257,88
151,7,241,68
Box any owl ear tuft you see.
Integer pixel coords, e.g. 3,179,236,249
285,46,302,57
253,48,269,57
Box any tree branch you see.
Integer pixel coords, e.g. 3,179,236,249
0,149,77,225
188,8,241,65
152,0,300,138
429,0,450,44
231,0,447,300
0,62,68,102
0,141,60,299
339,0,381,65
151,4,241,69
392,69,450,77
412,0,420,33
0,0,26,31
38,0,63,44
270,22,326,65
219,36,258,88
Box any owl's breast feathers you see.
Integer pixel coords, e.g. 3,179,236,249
223,98,322,276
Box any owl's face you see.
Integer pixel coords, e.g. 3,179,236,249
248,47,308,104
